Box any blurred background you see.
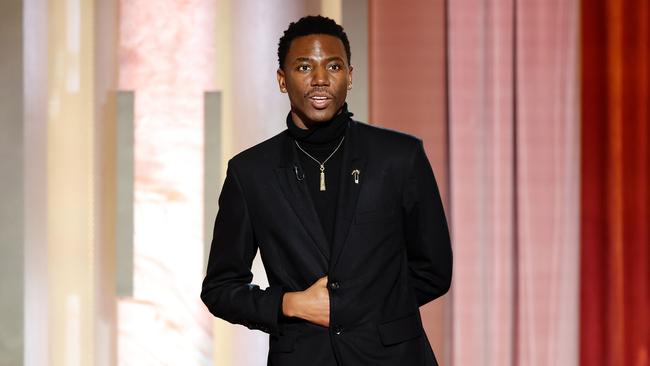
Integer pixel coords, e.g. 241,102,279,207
0,0,648,365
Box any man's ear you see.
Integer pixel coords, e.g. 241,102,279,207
277,68,287,93
347,65,354,90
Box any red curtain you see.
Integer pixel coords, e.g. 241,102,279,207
580,0,650,365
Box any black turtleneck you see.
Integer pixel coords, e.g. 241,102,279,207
286,104,352,247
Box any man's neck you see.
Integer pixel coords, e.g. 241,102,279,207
286,104,350,145
290,107,344,130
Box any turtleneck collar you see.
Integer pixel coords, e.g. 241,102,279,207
286,103,353,145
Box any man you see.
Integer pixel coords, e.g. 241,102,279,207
201,15,452,366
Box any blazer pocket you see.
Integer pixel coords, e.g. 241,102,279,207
377,313,423,346
269,333,296,353
354,208,397,225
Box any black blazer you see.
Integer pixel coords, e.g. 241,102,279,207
201,120,452,366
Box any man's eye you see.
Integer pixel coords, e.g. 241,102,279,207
297,65,311,72
329,64,342,71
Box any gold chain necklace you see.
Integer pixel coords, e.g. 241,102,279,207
294,136,345,191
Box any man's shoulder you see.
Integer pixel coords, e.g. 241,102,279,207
355,120,422,153
228,129,287,169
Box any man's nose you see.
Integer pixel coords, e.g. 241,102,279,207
311,66,329,86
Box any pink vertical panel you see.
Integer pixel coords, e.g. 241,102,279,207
448,1,515,365
368,0,449,361
118,0,216,364
368,0,447,182
516,0,579,364
449,0,580,365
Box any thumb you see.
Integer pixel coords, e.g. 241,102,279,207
316,275,328,287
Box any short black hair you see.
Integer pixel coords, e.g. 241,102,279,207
277,15,351,69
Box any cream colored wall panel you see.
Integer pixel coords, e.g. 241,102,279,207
320,0,342,23
46,0,97,364
22,0,118,364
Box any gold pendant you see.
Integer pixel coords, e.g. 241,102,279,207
320,170,326,191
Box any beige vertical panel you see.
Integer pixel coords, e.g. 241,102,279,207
213,2,234,365
216,0,233,164
321,0,342,24
46,0,96,364
94,1,119,365
22,0,118,364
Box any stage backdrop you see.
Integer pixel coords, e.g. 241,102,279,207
448,0,580,365
580,0,650,365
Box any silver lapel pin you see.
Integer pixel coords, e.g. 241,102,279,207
351,169,360,184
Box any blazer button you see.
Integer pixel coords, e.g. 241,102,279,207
334,326,343,335
329,281,340,290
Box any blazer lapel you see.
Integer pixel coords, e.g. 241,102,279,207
274,134,330,261
331,120,367,269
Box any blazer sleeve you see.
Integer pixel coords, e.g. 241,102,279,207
402,139,453,306
200,161,284,335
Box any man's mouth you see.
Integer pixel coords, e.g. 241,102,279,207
308,95,332,109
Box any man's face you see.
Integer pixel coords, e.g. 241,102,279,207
277,34,353,129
